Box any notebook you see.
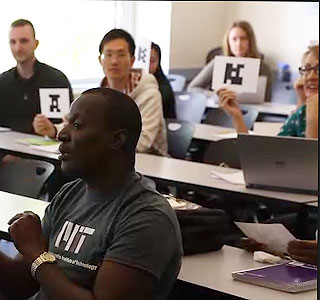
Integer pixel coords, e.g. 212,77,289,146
237,134,318,194
232,261,317,293
237,76,267,104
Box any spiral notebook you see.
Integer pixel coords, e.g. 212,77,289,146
232,261,317,293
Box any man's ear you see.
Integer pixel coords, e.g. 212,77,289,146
35,39,39,50
130,55,135,67
107,129,127,150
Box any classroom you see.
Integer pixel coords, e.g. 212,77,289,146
0,1,318,300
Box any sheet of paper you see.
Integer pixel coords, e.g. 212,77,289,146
235,222,296,254
212,56,261,93
0,126,11,132
15,138,59,146
212,131,238,139
166,198,186,209
211,130,254,140
132,36,151,72
39,88,70,118
210,170,245,185
30,143,61,154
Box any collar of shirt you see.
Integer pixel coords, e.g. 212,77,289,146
100,69,142,95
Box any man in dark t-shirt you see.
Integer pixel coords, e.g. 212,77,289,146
0,88,183,300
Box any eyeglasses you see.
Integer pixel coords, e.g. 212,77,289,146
298,64,319,76
99,52,128,62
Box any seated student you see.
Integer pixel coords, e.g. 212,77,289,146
188,20,273,102
242,239,317,265
99,29,168,156
149,42,176,119
0,88,183,300
0,19,73,138
218,45,319,139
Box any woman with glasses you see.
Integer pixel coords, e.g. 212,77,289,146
219,45,318,139
277,45,318,138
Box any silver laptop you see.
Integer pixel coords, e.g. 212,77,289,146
237,134,318,194
237,76,267,104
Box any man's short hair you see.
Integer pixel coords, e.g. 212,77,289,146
82,88,142,154
99,29,135,56
10,19,36,38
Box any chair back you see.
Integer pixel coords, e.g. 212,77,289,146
0,159,55,198
203,107,259,130
175,91,207,124
166,119,195,160
203,138,241,169
167,74,186,92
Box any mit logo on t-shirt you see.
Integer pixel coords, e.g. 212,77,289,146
54,220,95,254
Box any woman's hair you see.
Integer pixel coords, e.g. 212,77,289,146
151,42,166,81
151,42,162,73
222,20,261,59
301,44,319,64
150,42,176,119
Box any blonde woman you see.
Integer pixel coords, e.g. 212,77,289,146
188,20,272,102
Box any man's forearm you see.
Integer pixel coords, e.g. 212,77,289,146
0,251,39,299
35,263,94,300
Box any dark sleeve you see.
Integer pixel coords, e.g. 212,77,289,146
159,78,176,119
260,61,273,102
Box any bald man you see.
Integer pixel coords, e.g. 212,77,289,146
0,88,182,300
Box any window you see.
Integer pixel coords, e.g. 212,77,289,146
0,0,172,85
0,0,117,81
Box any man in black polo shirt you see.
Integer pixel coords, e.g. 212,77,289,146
0,19,73,139
0,19,73,198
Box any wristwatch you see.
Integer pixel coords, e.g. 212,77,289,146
30,252,56,279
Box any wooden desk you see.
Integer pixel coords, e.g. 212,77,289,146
206,97,296,117
135,153,317,205
1,131,317,205
0,191,49,239
0,131,58,161
253,122,284,136
193,123,236,142
307,201,318,207
179,245,316,300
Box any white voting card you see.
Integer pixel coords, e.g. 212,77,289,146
133,37,151,72
212,56,261,93
235,222,296,254
39,88,70,119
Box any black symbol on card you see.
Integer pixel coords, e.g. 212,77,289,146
224,63,244,85
49,94,61,112
138,47,147,63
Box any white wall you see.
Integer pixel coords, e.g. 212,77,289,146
170,2,229,69
133,1,172,74
170,1,319,71
228,2,319,71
